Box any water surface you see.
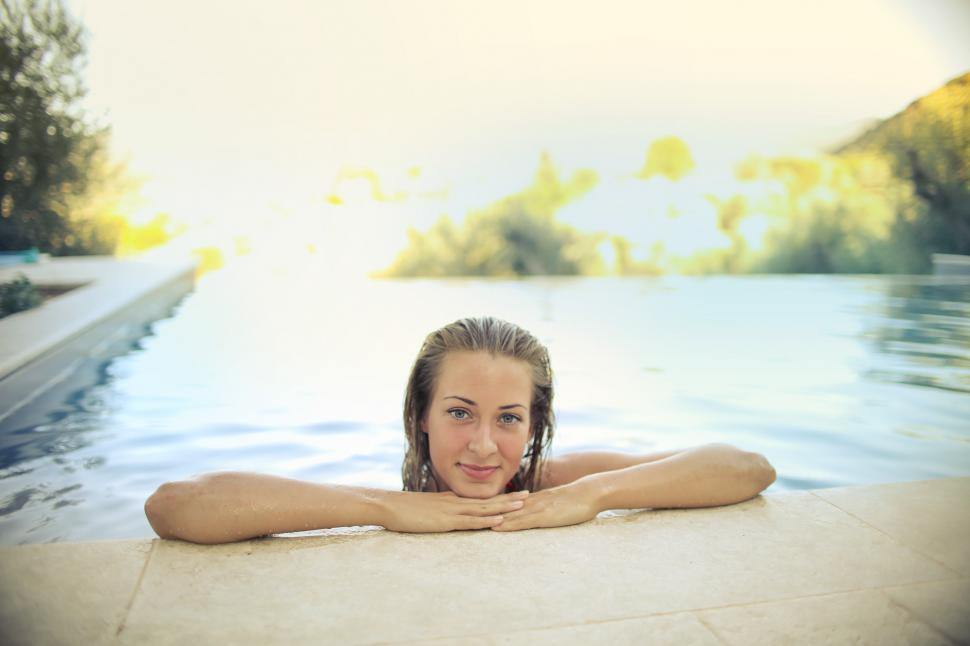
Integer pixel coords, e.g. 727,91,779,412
1,260,968,543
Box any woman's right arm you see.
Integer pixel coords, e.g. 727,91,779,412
144,471,528,544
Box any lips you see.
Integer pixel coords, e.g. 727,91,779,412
458,463,499,481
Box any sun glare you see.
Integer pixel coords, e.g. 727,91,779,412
60,0,969,275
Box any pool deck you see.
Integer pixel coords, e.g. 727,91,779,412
0,249,196,432
1,477,967,645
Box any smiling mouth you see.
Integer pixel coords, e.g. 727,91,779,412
458,463,499,480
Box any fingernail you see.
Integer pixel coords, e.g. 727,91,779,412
513,490,530,498
510,500,524,509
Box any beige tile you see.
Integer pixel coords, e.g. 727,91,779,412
883,579,970,644
0,539,153,646
119,492,952,644
418,613,723,645
698,589,951,646
813,477,970,575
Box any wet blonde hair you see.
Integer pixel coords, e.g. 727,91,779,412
402,316,554,492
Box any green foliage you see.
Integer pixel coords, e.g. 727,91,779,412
837,71,970,257
0,272,41,317
384,74,961,278
380,154,605,277
636,137,695,181
611,236,664,275
695,152,929,274
658,76,967,275
0,0,121,255
752,154,929,273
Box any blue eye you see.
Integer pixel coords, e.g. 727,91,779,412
499,413,521,425
448,409,469,420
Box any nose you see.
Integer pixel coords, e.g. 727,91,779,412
467,420,498,457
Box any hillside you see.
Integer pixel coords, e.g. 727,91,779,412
837,72,970,255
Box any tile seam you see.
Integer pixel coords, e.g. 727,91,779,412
807,491,963,578
880,576,970,591
115,539,157,638
384,585,945,644
877,588,961,645
662,585,915,617
691,613,732,646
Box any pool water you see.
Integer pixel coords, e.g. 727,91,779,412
1,258,968,544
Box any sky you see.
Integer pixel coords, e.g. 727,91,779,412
66,0,970,270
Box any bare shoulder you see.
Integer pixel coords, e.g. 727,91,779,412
539,448,686,489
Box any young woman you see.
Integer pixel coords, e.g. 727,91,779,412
145,317,776,544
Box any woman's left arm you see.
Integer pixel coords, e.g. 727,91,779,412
492,443,776,532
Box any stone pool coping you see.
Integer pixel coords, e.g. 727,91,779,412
0,248,196,430
1,477,967,645
0,249,196,380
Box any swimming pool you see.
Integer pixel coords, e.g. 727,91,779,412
1,258,968,544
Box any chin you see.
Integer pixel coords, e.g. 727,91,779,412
450,480,502,499
460,487,500,499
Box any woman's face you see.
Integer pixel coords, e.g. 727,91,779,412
421,351,533,498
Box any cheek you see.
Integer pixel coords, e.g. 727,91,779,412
498,431,530,461
428,426,463,457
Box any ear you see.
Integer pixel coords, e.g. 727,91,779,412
419,416,428,434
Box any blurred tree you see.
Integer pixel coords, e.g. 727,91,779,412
837,71,969,262
679,194,752,274
636,136,695,181
380,154,605,277
681,74,965,275
702,152,926,274
611,236,664,276
0,272,40,317
0,0,119,254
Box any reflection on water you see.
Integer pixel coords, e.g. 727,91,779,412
1,264,968,544
861,280,970,393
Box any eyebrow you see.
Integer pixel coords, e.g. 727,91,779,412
444,395,526,410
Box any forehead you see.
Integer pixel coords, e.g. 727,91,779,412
433,351,533,401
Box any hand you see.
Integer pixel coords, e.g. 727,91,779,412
378,490,530,533
491,479,601,532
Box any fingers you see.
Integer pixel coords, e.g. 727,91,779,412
459,499,524,516
450,494,531,529
490,507,536,531
452,491,529,517
492,514,551,532
491,516,529,531
456,490,529,503
459,514,505,530
491,496,548,531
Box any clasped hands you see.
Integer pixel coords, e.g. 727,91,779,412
379,479,602,534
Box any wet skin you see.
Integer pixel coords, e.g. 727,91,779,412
422,351,533,498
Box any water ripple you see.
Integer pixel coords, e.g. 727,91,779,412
1,273,969,544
